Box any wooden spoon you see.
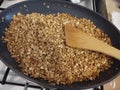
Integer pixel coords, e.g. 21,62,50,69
64,24,120,60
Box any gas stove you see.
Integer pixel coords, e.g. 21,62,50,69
0,0,103,90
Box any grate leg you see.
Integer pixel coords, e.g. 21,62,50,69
24,82,29,90
1,67,10,84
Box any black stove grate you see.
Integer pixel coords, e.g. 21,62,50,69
0,0,103,90
0,68,43,90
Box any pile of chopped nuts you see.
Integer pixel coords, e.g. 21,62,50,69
3,13,112,85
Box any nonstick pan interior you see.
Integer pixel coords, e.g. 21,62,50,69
0,0,120,90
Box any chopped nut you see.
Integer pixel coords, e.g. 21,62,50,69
43,2,46,6
46,5,50,8
23,5,27,8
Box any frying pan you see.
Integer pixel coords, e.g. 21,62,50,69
0,0,120,90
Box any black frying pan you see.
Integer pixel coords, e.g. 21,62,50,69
0,0,120,90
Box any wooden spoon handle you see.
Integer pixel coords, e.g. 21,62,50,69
89,38,120,60
65,24,120,60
